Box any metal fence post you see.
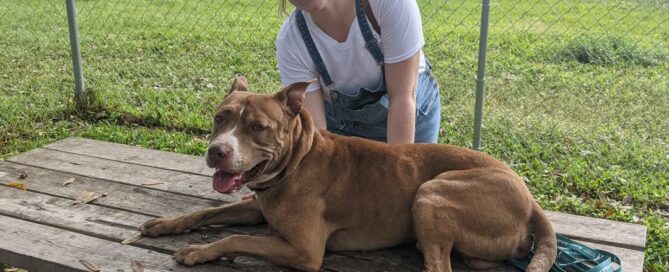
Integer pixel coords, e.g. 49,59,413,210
472,0,491,150
66,0,85,106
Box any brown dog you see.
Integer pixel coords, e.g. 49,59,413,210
139,76,557,272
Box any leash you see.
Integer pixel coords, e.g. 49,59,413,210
507,234,623,272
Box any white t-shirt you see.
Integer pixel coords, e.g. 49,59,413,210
276,0,426,96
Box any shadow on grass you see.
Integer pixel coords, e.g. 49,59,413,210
72,87,209,135
555,35,667,67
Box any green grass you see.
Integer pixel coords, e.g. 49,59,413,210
1,0,667,271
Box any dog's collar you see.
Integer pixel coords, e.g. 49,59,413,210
247,184,270,192
247,168,289,192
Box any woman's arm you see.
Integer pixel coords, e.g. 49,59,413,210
304,89,327,130
370,0,424,144
385,51,420,144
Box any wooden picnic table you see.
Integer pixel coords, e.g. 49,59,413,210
0,137,647,272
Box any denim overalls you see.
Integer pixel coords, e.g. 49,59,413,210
295,0,441,143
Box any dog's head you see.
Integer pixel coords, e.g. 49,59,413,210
206,76,313,194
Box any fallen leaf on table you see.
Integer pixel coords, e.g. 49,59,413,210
141,179,163,186
18,170,28,179
131,260,145,272
122,234,142,245
79,260,101,272
62,178,76,186
74,191,101,204
5,181,27,190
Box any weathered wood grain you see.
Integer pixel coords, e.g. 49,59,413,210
0,184,643,272
44,137,213,176
0,185,299,271
546,211,646,250
2,138,648,272
8,142,647,251
0,161,222,217
0,214,239,272
0,161,421,271
41,139,650,247
580,240,644,272
0,161,223,217
0,185,238,251
7,147,251,203
0,183,414,271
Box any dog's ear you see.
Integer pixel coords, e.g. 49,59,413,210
275,80,314,116
227,75,248,96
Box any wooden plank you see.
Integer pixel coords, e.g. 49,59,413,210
328,244,425,272
3,154,647,251
0,184,421,271
0,183,389,272
40,138,648,250
0,160,270,236
44,137,212,176
546,211,647,250
0,214,237,272
0,161,223,217
0,184,231,251
0,179,498,272
0,184,645,272
6,148,251,203
6,138,647,271
579,240,644,272
0,184,287,271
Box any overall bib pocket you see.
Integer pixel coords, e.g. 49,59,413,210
346,87,389,125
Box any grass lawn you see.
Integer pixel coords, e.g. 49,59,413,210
1,0,667,271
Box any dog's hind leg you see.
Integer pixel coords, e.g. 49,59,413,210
413,169,539,272
418,241,454,272
413,179,458,272
140,198,264,237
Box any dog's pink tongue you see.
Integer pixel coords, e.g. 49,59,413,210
212,171,243,194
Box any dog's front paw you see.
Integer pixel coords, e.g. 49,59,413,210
139,217,193,237
174,244,222,266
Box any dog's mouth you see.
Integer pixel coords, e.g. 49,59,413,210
212,160,269,194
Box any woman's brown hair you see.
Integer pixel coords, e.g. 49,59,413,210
279,0,289,15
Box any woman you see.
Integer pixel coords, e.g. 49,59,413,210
276,0,441,144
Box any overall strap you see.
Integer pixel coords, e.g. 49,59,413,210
355,0,384,65
295,9,335,88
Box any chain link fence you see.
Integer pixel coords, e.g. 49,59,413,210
2,1,665,135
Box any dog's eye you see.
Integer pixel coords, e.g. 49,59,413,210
214,116,223,123
252,123,266,131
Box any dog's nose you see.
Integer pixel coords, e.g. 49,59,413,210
207,144,232,163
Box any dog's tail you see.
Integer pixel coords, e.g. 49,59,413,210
527,202,557,272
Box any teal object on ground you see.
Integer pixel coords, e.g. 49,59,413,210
507,234,623,272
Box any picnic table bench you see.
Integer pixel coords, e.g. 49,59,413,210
0,137,647,272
